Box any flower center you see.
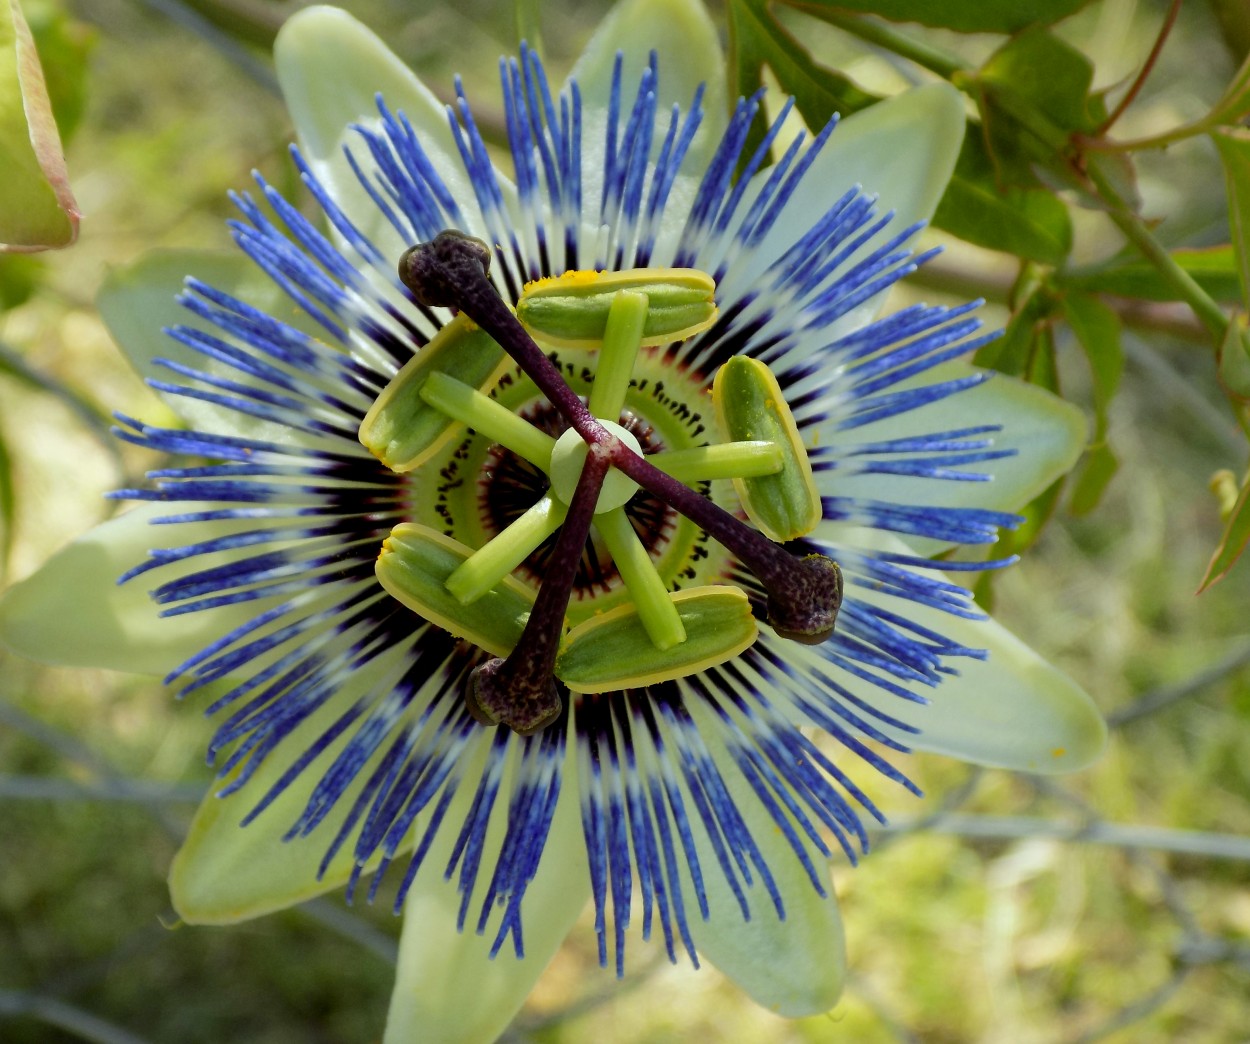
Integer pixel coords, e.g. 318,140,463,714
364,230,843,734
476,404,676,599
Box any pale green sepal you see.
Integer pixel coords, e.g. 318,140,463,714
0,0,79,251
568,0,726,208
801,530,1106,773
274,6,494,258
170,647,425,922
359,314,509,472
0,505,256,675
98,249,328,444
682,706,846,1016
727,83,965,334
556,586,757,693
385,741,588,1044
376,524,536,658
817,363,1088,557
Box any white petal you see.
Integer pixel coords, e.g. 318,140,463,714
682,710,845,1017
568,0,727,217
97,249,323,442
170,648,423,923
812,531,1106,774
0,505,253,675
716,82,965,335
795,83,964,238
384,744,588,1044
874,607,1106,774
822,364,1088,557
274,6,492,258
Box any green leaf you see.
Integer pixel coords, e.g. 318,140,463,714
1212,127,1250,312
0,253,42,308
1026,322,1060,393
979,27,1103,135
975,283,1057,376
1208,45,1250,127
1217,314,1250,400
0,0,78,251
1069,442,1118,516
1062,292,1123,437
22,3,93,143
1060,245,1245,304
782,0,1094,34
933,133,1072,264
1198,469,1250,593
729,0,879,143
1061,292,1122,513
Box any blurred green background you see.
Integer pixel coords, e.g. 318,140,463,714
2,0,1249,1041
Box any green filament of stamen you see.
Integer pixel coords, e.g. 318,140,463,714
594,507,686,650
445,493,568,605
651,441,785,483
419,371,556,471
587,290,648,420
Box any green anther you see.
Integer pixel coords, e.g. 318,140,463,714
555,586,758,693
594,507,686,651
419,371,556,471
359,313,508,472
444,494,567,605
652,441,785,483
587,290,648,420
517,267,718,350
376,523,537,658
712,356,822,543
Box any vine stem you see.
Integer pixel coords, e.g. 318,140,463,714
877,813,1250,862
793,5,969,78
1095,0,1182,135
1085,159,1230,340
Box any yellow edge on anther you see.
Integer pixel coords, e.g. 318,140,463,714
556,586,758,694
